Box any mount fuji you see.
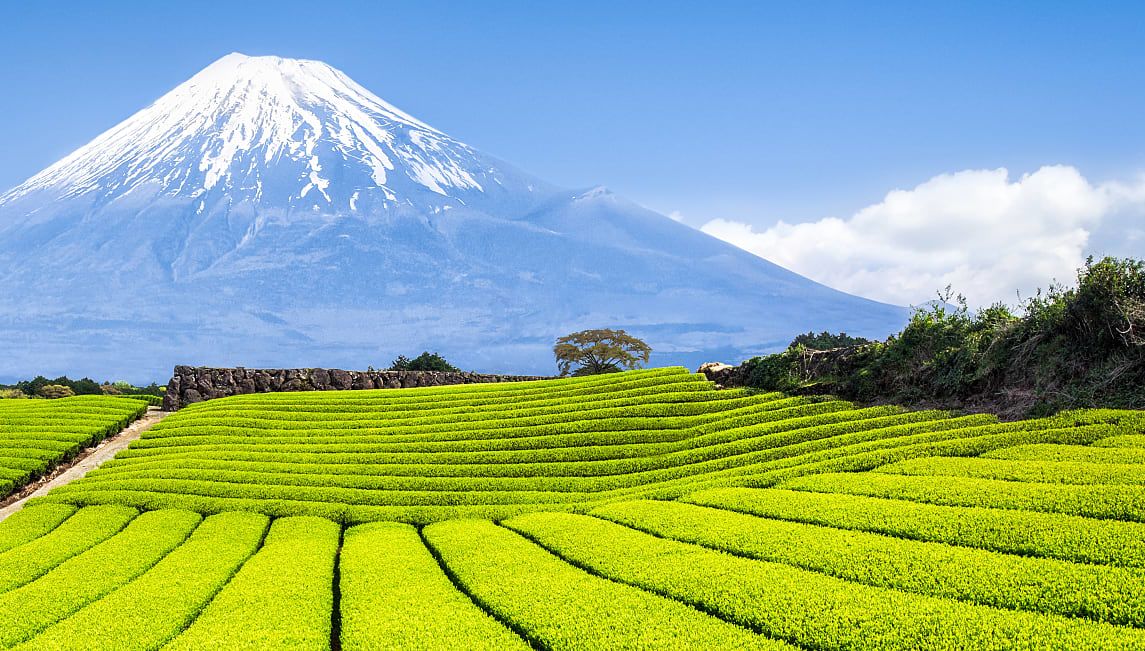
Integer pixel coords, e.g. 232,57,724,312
0,53,906,381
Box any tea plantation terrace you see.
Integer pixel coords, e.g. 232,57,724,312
2,368,1145,647
30,367,1131,524
0,397,150,498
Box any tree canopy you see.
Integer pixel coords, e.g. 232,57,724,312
553,329,651,376
389,352,459,372
789,331,871,350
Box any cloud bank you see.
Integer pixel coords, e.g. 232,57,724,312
700,166,1145,307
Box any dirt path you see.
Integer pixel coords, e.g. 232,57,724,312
0,406,169,522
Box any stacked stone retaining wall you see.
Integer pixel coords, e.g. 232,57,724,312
163,365,553,410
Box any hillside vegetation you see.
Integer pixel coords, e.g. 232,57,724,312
739,256,1145,418
1,369,1144,648
29,367,1134,523
0,397,148,499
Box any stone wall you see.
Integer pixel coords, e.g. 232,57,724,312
163,365,553,410
696,362,750,388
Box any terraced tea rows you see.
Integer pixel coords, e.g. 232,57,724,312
0,397,149,498
3,369,1144,648
30,368,1126,523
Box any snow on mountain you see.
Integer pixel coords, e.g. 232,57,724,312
0,53,539,213
0,53,906,381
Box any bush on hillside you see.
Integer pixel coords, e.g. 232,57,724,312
389,352,460,372
14,375,102,396
739,256,1145,417
790,331,872,350
3,376,164,398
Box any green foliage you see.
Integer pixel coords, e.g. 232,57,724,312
553,328,651,376
0,396,148,497
423,519,785,650
3,376,161,398
739,257,1145,416
783,470,1145,522
389,352,459,372
985,443,1145,464
0,505,76,555
790,330,871,350
881,455,1145,486
340,522,527,650
504,511,1142,649
0,509,200,646
0,506,137,593
17,512,269,651
0,389,26,399
2,366,1145,647
591,499,1145,627
163,516,338,650
684,487,1145,567
14,377,99,397
119,394,163,407
30,368,1133,525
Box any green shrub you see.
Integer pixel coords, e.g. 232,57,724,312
591,499,1145,627
504,512,1145,649
389,352,459,372
739,257,1145,416
790,331,871,349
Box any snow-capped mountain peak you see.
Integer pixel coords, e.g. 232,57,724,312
0,52,906,380
0,53,535,212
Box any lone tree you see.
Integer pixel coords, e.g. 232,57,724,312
554,329,651,376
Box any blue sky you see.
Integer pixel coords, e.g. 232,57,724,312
2,1,1143,305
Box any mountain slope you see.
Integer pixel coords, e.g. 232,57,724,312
0,53,905,381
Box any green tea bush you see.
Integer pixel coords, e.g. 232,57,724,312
591,499,1145,627
423,519,787,650
684,488,1145,567
15,512,269,651
340,522,527,650
163,516,338,650
505,512,1145,649
0,509,200,646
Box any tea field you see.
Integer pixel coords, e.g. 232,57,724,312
0,397,149,498
2,368,1144,649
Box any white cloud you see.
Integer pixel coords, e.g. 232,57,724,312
667,210,686,223
700,165,1145,307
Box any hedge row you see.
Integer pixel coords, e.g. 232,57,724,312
422,518,789,650
984,444,1145,465
504,512,1145,649
162,516,338,650
16,512,269,651
781,471,1145,523
339,522,527,650
684,488,1145,567
0,397,148,497
880,456,1145,486
0,510,200,646
591,499,1145,627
